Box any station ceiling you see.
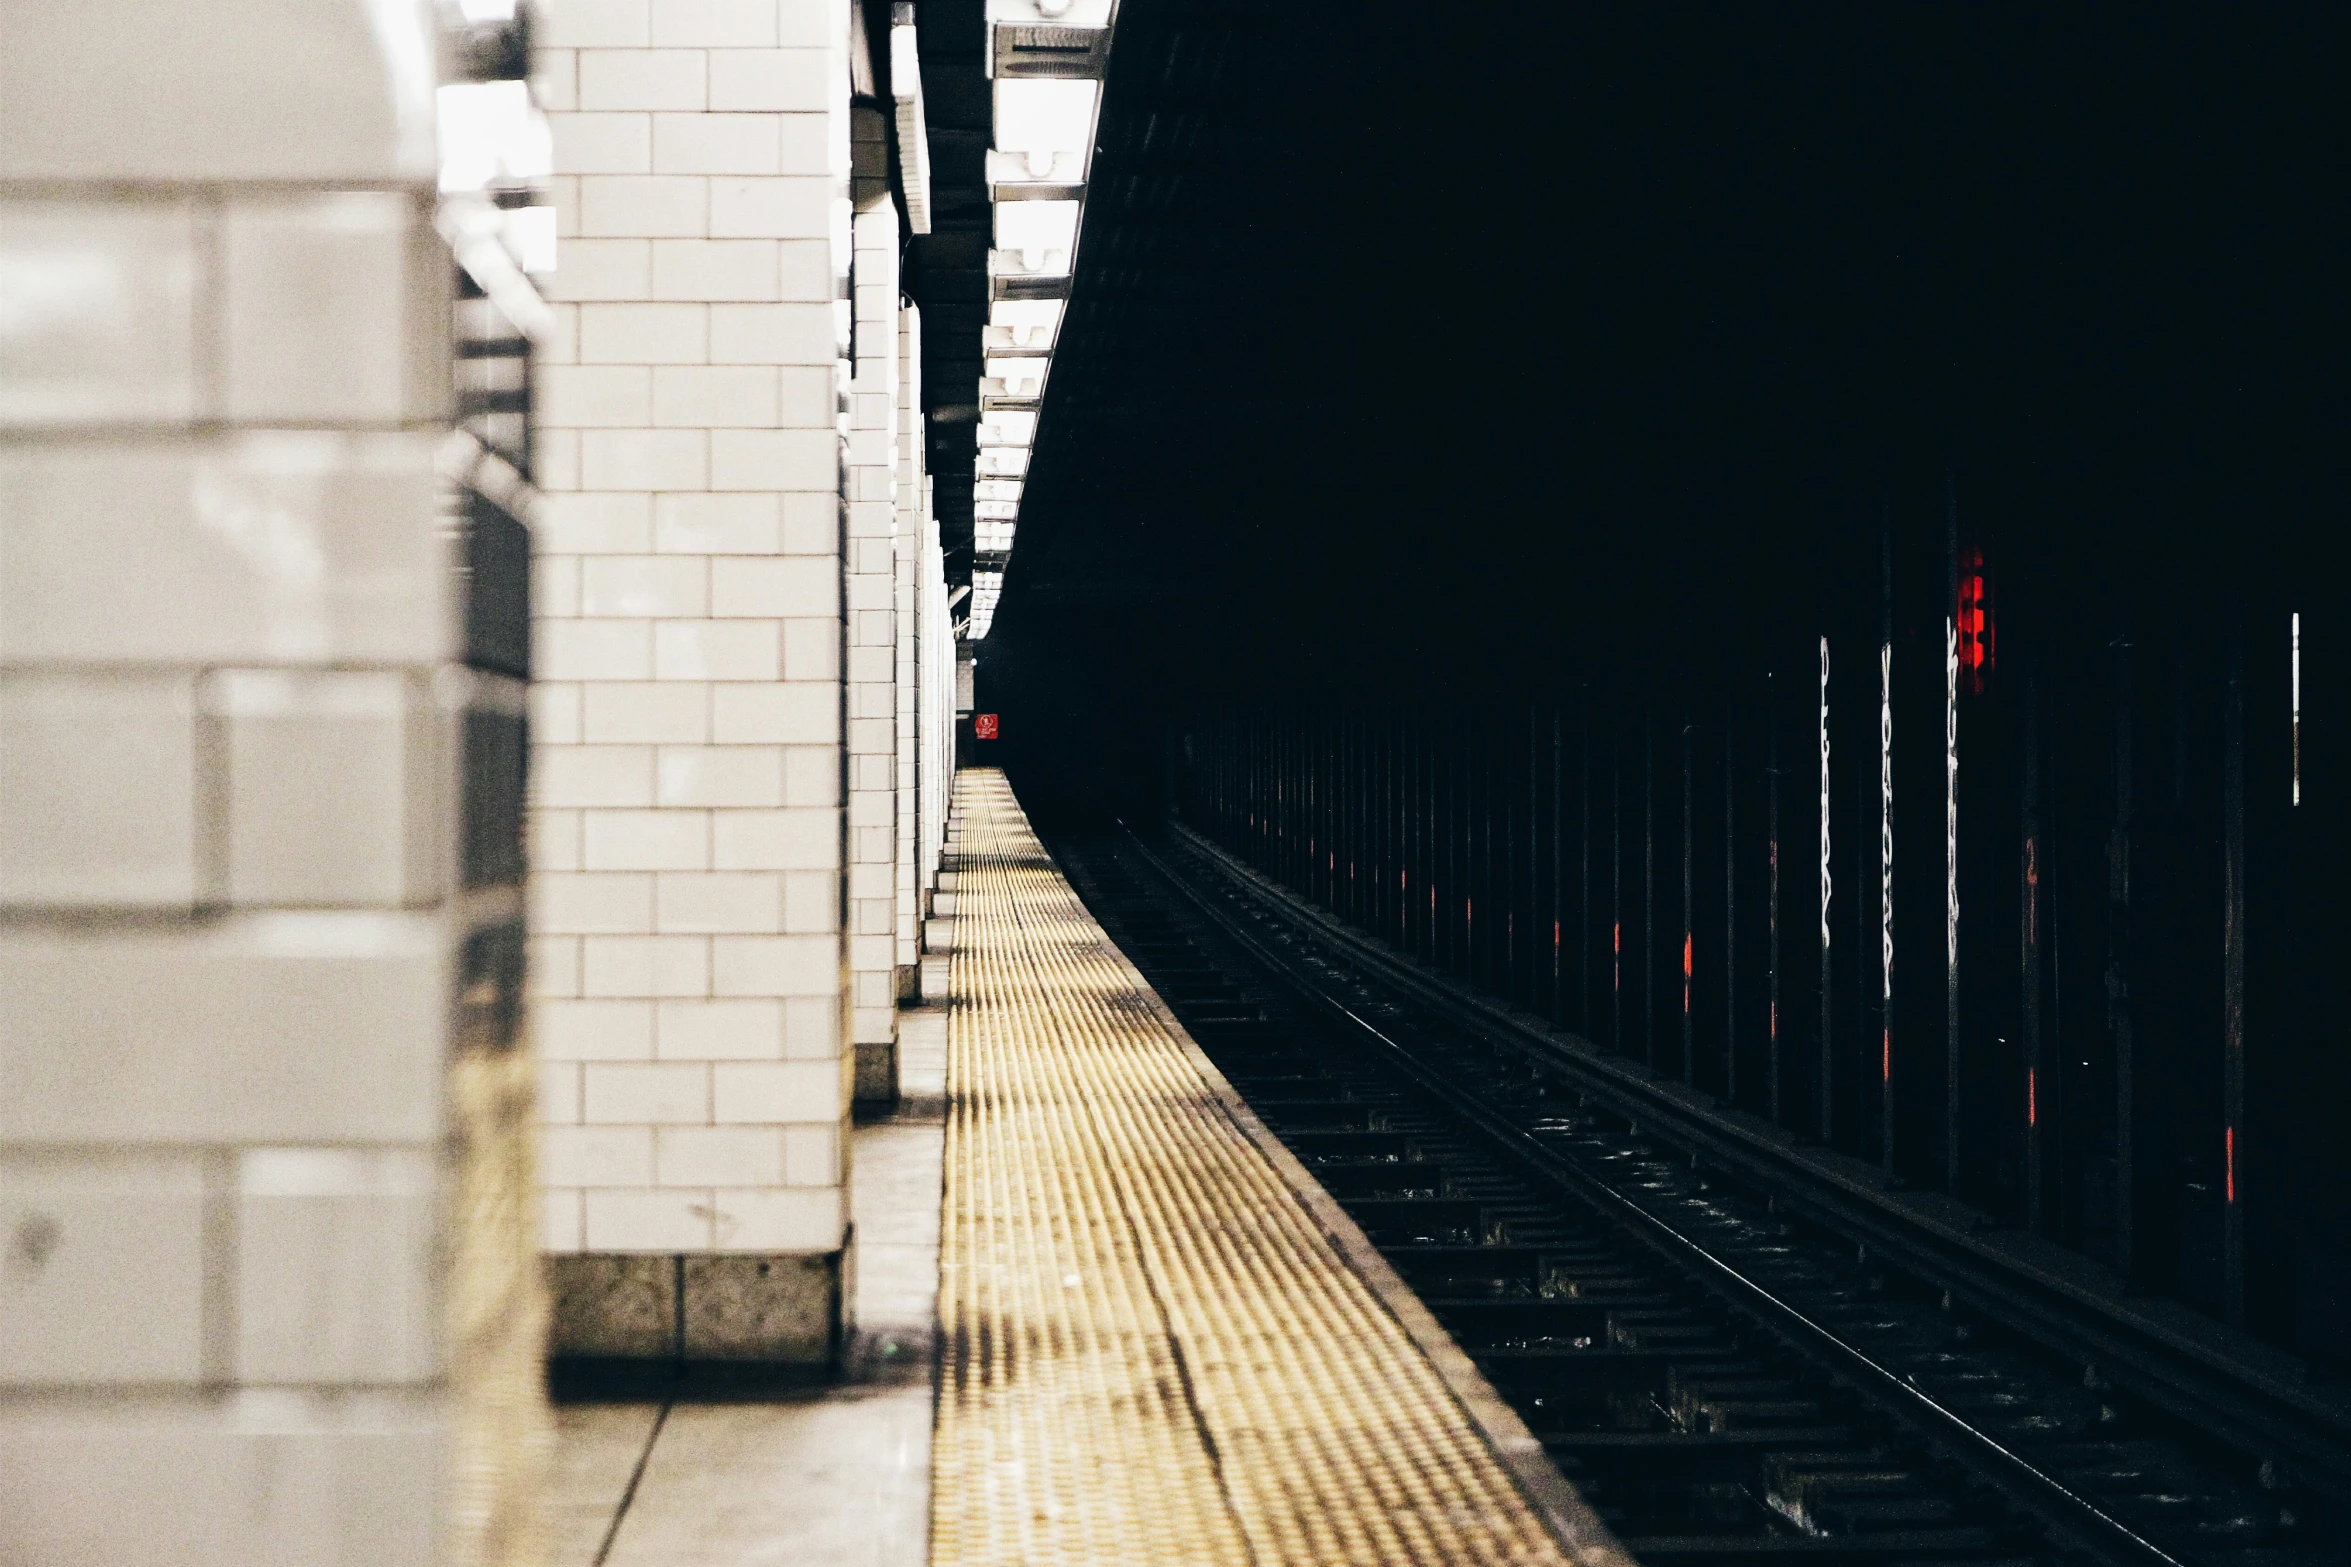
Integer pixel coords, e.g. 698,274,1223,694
910,4,2339,711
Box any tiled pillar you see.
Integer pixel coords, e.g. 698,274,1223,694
0,3,542,1562
845,107,901,1097
896,305,926,995
532,0,856,1363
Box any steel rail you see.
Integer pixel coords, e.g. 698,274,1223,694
1161,819,2351,1509
1126,826,2196,1567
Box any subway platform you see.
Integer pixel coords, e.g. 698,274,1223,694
550,769,1622,1566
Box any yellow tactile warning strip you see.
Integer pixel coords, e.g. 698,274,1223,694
933,769,1599,1566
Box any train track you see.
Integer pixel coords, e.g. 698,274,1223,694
1046,821,2347,1567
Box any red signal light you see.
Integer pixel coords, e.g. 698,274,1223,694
1956,548,1992,695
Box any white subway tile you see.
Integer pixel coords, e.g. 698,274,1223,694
0,913,446,1144
208,669,440,909
532,871,656,935
578,48,708,111
534,556,583,618
655,998,782,1061
783,1124,839,1187
780,122,832,186
536,359,648,425
653,364,780,426
580,429,712,492
541,0,650,47
652,237,780,300
583,808,709,871
582,1063,709,1125
709,554,838,617
707,175,830,238
655,1125,782,1186
711,427,839,490
540,1059,585,1124
584,1187,713,1250
783,994,840,1055
581,682,709,745
655,871,782,933
654,619,780,681
780,494,838,554
544,1187,586,1251
711,808,839,871
579,301,709,364
537,998,656,1061
656,746,784,808
652,113,779,175
578,173,708,237
778,363,835,422
0,433,448,666
0,1398,444,1565
706,50,828,112
709,302,841,365
710,933,837,999
582,934,710,998
780,742,840,805
709,1060,842,1124
531,745,655,808
540,238,654,305
532,933,584,997
221,191,444,425
781,868,837,933
581,555,709,618
536,48,580,113
0,670,202,911
781,623,842,683
537,491,655,553
542,1126,654,1187
710,681,838,744
552,111,653,175
538,427,582,490
234,1148,436,1384
537,618,654,680
654,492,782,554
710,1186,842,1251
0,198,197,426
652,0,778,48
0,1152,206,1384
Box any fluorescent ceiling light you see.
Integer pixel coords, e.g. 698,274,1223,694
994,78,1098,179
986,0,1115,27
983,356,1048,397
987,149,1089,190
978,410,1037,446
993,201,1079,265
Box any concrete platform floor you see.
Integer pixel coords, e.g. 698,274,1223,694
549,1005,947,1567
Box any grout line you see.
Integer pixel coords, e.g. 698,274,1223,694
591,1399,672,1567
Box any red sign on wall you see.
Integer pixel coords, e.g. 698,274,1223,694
974,713,1000,740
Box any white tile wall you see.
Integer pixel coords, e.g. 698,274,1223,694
0,4,530,1554
845,106,899,1056
0,671,206,910
0,1394,444,1567
234,1148,437,1385
536,0,854,1261
0,1152,208,1385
